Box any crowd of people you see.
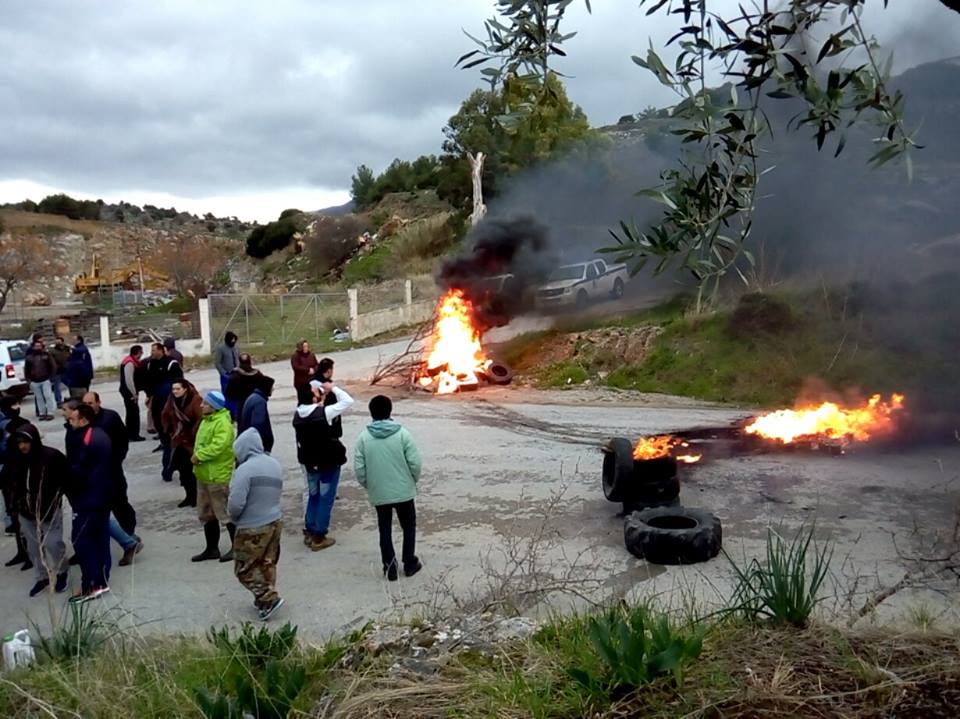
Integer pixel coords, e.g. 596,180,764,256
1,333,423,622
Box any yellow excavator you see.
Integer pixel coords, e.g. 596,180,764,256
74,254,170,294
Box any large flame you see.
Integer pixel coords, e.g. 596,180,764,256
421,289,490,395
633,435,702,463
744,393,905,444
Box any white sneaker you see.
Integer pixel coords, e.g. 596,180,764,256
258,597,284,622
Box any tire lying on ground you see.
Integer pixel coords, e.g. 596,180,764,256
624,507,722,565
633,456,678,483
622,496,680,515
629,474,681,505
486,360,514,385
602,438,635,502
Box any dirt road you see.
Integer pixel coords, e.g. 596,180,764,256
2,342,957,639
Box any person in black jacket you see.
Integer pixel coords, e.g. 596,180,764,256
147,344,183,481
239,375,275,453
1,396,32,570
292,380,354,550
67,403,114,602
83,392,138,543
10,424,70,596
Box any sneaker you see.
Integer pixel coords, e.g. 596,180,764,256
69,586,109,604
219,548,234,563
309,536,336,552
177,497,196,508
257,597,285,622
4,551,28,567
130,436,146,442
383,561,399,582
191,548,220,562
20,559,33,571
55,572,68,593
118,540,143,567
68,554,80,566
90,586,110,599
404,559,424,578
29,579,50,597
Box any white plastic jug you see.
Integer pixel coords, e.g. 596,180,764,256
2,629,35,670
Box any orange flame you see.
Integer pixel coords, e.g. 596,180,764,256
633,435,678,460
420,289,490,395
676,454,702,464
744,393,905,444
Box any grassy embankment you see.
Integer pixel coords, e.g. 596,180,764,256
3,527,958,718
500,278,959,409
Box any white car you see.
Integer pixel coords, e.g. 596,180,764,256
535,259,628,309
0,340,30,397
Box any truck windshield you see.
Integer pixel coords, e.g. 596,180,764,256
548,265,585,281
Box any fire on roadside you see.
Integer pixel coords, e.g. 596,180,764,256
744,393,905,445
419,289,491,395
632,435,702,463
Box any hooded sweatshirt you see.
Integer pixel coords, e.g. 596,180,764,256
353,419,422,507
239,388,274,453
10,424,68,522
193,408,236,484
227,428,283,529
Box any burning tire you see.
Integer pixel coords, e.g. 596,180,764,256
628,474,680,505
601,438,635,502
624,507,722,565
633,456,678,483
486,360,514,385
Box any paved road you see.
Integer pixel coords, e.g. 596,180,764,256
2,341,958,639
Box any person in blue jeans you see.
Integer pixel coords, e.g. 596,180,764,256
292,379,353,551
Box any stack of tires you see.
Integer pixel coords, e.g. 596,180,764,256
602,437,722,566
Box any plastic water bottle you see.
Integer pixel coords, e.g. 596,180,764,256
2,629,36,671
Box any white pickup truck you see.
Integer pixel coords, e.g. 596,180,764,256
535,259,629,309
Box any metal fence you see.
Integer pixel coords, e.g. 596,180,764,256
208,293,349,357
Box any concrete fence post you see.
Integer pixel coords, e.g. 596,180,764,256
99,315,110,348
404,279,413,307
199,297,212,354
348,288,359,340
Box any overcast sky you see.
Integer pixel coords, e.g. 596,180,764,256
1,0,956,223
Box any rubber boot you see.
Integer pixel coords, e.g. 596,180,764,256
191,521,221,562
220,523,236,563
5,531,29,567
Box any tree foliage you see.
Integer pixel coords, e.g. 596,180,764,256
0,227,62,313
154,232,228,301
459,0,948,306
36,193,101,221
245,216,301,258
349,156,442,210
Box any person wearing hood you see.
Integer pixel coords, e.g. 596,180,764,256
354,395,423,581
64,335,94,400
227,428,285,621
225,353,266,416
161,378,203,507
67,402,114,603
1,397,33,570
292,378,354,551
10,424,70,596
190,390,236,562
214,332,240,419
239,374,275,454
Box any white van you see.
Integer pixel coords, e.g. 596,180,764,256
0,340,30,397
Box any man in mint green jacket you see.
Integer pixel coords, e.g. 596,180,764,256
354,394,422,581
190,391,236,563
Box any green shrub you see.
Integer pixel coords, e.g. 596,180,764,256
539,361,588,387
728,292,796,338
246,217,299,258
727,525,832,627
207,622,298,668
33,603,121,662
278,208,302,220
568,604,704,698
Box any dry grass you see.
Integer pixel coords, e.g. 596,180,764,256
0,209,106,235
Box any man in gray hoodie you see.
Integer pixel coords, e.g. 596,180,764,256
227,427,284,621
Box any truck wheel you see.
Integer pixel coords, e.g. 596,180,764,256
624,507,722,565
602,438,635,502
611,277,625,299
575,290,589,309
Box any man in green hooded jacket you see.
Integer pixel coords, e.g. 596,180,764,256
190,390,236,562
354,394,422,582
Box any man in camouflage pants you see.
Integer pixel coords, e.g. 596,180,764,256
227,427,285,620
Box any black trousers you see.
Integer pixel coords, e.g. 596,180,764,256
122,395,140,438
170,446,197,500
73,509,111,592
375,500,417,570
111,468,137,536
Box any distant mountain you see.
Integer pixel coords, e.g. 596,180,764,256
313,200,355,217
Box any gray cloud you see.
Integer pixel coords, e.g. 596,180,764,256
0,0,955,214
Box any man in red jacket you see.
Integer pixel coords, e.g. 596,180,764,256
290,339,318,404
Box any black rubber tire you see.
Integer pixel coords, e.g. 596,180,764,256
486,361,514,385
633,456,677,483
575,290,589,309
611,277,625,299
624,507,722,565
629,474,680,504
602,438,635,502
622,496,680,515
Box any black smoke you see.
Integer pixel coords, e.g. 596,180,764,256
437,217,557,331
